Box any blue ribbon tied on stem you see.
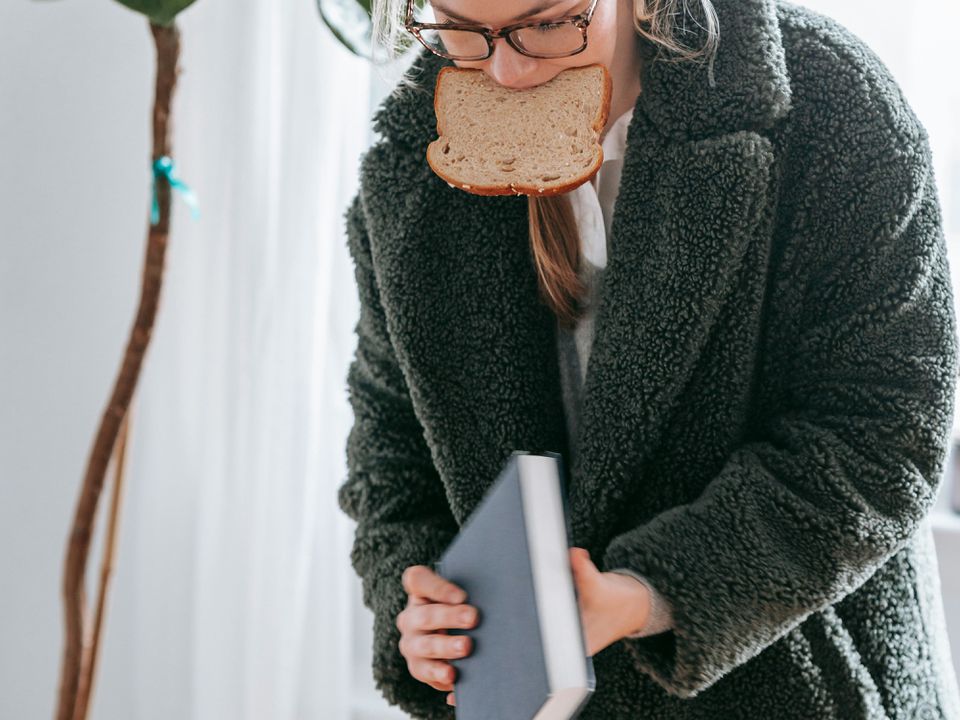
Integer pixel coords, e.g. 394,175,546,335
151,155,200,226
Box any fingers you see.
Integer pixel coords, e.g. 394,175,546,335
400,633,473,692
447,691,456,706
398,602,479,635
398,564,479,695
410,656,457,691
401,626,473,658
402,564,467,605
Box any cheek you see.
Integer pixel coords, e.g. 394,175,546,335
552,26,616,71
575,46,606,66
557,46,609,78
581,14,620,63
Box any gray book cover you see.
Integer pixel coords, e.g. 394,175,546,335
434,451,596,720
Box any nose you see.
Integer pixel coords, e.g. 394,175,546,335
485,37,540,89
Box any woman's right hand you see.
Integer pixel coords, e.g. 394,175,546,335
398,564,479,703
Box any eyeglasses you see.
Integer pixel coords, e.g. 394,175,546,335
404,0,600,61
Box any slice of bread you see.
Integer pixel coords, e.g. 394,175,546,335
426,64,612,197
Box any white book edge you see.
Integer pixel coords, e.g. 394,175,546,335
518,454,590,719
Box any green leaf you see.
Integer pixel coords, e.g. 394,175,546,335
316,0,422,60
113,0,199,25
316,0,374,58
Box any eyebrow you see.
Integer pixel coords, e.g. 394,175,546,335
428,1,567,25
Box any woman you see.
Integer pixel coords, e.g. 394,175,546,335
338,0,960,717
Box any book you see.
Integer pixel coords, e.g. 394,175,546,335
433,450,596,720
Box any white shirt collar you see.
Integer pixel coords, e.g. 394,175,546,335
599,106,635,164
574,105,635,270
589,106,634,195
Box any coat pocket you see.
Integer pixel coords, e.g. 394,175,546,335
796,605,891,720
683,621,837,719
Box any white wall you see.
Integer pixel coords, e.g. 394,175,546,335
0,1,153,718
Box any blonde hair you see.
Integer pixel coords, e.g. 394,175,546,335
370,0,720,328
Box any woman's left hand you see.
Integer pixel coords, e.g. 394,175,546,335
568,546,650,656
445,546,650,707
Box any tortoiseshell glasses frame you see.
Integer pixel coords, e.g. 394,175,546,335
403,0,601,61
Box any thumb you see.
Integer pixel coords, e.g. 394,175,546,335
570,547,593,572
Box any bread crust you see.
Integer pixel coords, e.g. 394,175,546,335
426,64,613,197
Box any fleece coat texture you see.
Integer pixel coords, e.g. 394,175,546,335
337,0,960,717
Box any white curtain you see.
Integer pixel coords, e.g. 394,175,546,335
88,0,408,717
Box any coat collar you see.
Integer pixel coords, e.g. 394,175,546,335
359,0,791,558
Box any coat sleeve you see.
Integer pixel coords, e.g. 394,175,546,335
337,190,458,720
601,120,959,697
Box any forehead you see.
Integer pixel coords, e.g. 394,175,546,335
425,0,572,25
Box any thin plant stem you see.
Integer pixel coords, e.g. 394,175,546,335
55,20,182,720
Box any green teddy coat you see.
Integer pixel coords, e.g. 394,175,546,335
337,0,960,717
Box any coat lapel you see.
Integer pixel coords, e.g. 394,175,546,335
359,0,792,554
568,116,779,553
